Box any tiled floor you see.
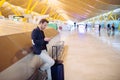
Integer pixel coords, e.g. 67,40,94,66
90,28,120,52
61,30,120,80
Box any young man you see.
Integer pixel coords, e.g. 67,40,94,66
31,19,55,80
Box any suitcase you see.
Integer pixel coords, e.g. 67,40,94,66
51,41,64,80
51,60,64,80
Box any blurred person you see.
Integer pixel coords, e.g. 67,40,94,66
98,24,101,36
107,24,111,37
85,24,88,32
111,23,115,36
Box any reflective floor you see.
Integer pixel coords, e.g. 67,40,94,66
89,28,120,52
61,28,120,80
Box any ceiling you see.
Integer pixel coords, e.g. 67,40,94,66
0,0,120,21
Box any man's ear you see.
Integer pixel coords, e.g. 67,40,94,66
38,23,41,26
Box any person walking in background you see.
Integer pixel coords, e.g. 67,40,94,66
85,24,88,32
107,24,111,37
77,24,79,30
31,19,55,80
98,24,101,36
111,23,115,36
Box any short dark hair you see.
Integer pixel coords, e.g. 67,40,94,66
39,19,49,24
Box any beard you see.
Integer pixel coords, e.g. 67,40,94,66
41,26,45,30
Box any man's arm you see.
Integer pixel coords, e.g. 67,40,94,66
31,29,44,46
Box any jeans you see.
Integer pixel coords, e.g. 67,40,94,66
39,50,55,80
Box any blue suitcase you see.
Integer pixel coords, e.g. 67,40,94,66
51,44,64,80
51,60,64,80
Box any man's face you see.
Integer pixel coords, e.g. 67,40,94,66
40,22,48,30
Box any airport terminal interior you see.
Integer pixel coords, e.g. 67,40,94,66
0,0,120,80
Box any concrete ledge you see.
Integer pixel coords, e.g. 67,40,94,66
0,53,43,80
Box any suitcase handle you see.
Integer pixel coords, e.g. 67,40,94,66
52,41,64,60
52,46,58,59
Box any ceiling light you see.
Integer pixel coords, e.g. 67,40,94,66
88,5,95,9
113,8,120,13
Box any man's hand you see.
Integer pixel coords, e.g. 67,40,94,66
44,37,51,41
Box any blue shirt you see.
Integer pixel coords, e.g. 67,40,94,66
31,27,48,55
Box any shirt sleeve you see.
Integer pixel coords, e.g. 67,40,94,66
45,41,49,44
42,31,49,44
31,29,45,46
